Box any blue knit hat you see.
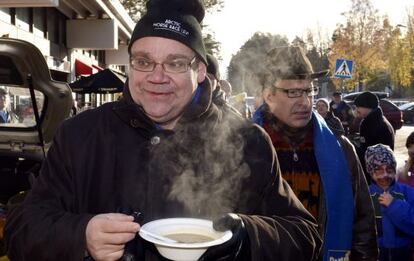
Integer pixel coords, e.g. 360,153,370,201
364,144,396,177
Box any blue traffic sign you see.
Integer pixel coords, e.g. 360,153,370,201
334,59,353,79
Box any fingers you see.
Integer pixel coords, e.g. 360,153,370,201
92,248,125,261
99,231,137,245
86,213,140,261
96,213,140,233
101,213,135,222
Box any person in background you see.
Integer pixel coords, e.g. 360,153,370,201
70,99,79,117
354,91,395,183
0,89,10,123
219,79,232,100
398,131,414,188
206,53,226,105
253,45,377,261
365,144,414,261
206,54,242,119
4,0,321,260
329,91,354,135
315,98,345,136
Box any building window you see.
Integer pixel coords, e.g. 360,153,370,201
46,8,57,43
15,8,30,32
98,50,105,64
0,8,11,24
33,8,46,38
58,12,66,45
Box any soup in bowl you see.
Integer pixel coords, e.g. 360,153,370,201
139,218,232,261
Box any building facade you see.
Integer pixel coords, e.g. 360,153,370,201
0,0,135,107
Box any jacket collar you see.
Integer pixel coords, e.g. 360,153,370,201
364,107,383,123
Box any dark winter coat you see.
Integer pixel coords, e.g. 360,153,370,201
323,111,345,136
330,100,354,127
5,81,321,261
357,107,395,180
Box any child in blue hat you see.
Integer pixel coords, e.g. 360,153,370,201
366,144,414,261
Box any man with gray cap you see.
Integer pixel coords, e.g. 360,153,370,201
5,1,321,260
253,46,378,261
354,91,395,182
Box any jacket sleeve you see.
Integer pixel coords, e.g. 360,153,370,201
340,136,378,261
238,126,322,261
4,120,94,261
385,185,414,237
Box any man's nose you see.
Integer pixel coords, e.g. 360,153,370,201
148,64,167,82
297,91,312,105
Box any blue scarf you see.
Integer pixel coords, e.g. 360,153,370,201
253,106,354,261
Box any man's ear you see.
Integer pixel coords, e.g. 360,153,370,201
262,88,273,104
197,62,207,83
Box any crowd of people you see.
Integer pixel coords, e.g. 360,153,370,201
2,0,414,260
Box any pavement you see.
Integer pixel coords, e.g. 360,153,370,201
395,124,413,169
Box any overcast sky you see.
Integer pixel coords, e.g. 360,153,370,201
204,0,413,76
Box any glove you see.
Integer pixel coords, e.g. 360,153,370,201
198,213,250,261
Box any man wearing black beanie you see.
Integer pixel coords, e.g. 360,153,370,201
354,91,395,182
207,53,227,106
5,0,321,260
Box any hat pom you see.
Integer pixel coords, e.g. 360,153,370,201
146,0,205,22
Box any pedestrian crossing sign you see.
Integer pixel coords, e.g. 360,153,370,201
334,59,353,79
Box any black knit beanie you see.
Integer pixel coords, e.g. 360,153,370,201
206,54,220,80
354,91,379,109
128,0,207,65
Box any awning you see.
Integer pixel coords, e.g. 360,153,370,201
69,68,126,94
75,59,93,77
92,64,103,72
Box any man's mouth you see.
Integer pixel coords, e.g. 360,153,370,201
146,90,173,97
294,111,311,117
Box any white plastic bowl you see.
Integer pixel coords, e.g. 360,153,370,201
139,218,232,261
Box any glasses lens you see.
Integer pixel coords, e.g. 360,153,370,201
286,89,302,98
164,59,189,73
131,57,154,72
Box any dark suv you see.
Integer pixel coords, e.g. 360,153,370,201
343,92,403,132
0,38,72,256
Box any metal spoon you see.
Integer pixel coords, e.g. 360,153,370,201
139,229,179,243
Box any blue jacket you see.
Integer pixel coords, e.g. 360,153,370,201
370,181,414,248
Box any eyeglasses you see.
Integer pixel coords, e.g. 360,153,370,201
130,56,197,73
273,86,319,98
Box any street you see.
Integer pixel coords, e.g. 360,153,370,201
395,124,414,168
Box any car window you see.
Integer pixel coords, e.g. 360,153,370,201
380,100,398,111
400,102,414,110
0,86,45,128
